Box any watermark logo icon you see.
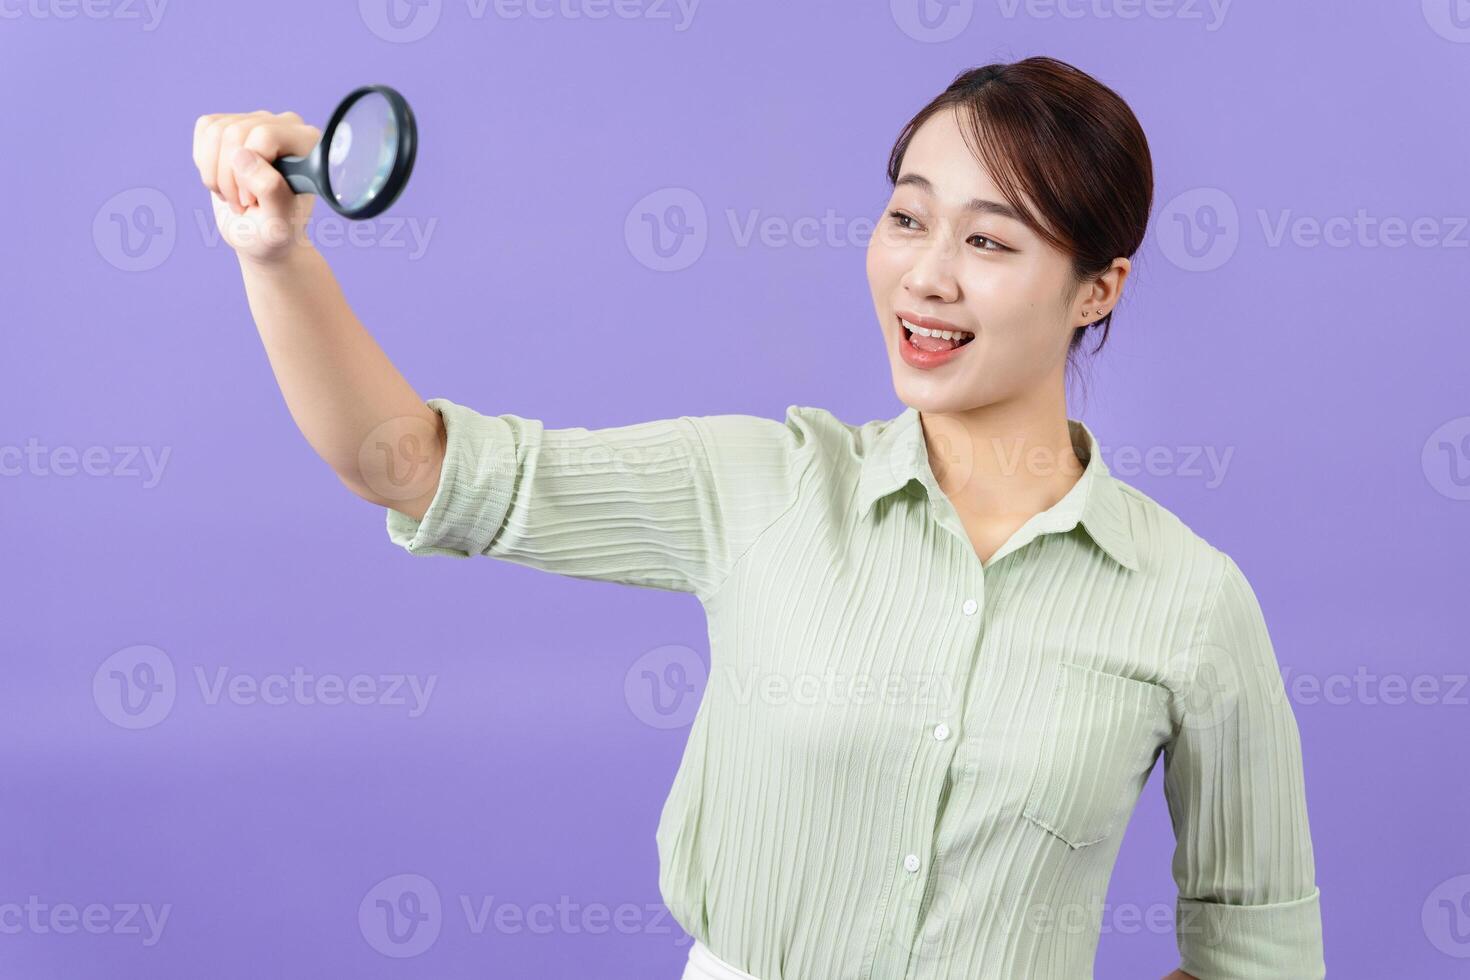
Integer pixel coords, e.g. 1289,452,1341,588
1422,416,1470,500
886,864,973,964
625,188,707,272
93,645,176,730
94,188,175,272
1156,187,1238,272
1422,0,1470,42
1164,637,1244,733
358,413,444,503
625,644,706,729
360,0,442,41
890,0,973,42
360,873,443,957
1423,874,1470,957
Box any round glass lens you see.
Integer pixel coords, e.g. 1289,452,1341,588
328,92,398,212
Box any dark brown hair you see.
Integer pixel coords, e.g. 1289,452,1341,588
885,57,1153,374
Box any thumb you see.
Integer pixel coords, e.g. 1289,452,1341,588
230,147,293,211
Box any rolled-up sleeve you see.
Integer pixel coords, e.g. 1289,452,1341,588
1162,552,1325,979
385,397,815,600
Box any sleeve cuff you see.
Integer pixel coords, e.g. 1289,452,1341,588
1177,887,1324,980
384,397,519,558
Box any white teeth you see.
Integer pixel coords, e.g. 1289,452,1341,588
901,318,973,341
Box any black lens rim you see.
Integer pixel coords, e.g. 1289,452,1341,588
319,84,417,220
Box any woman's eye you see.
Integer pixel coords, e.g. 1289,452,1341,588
887,210,1007,252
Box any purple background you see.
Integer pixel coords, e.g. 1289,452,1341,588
3,1,1468,977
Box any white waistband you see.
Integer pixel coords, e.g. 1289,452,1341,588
681,938,764,980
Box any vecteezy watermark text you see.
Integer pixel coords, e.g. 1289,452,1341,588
0,0,168,30
94,645,439,729
0,897,171,946
358,0,700,42
0,440,170,487
358,873,690,958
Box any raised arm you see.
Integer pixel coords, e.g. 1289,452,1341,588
193,109,820,600
384,400,817,600
192,109,445,520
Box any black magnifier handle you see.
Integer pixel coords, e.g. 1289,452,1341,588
274,148,323,196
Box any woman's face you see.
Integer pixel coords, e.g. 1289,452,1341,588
866,106,1089,414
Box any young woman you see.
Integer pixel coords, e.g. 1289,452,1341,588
194,56,1324,980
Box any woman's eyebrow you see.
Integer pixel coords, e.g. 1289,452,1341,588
894,172,1024,223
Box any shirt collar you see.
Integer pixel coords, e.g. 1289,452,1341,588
856,405,1140,572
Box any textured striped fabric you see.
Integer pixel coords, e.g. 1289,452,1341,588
385,398,1325,980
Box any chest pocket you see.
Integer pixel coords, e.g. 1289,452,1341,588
1022,661,1174,849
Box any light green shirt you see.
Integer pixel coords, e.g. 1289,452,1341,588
386,398,1325,980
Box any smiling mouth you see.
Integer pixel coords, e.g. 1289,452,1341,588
898,315,975,349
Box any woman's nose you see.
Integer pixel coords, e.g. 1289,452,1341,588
902,239,960,302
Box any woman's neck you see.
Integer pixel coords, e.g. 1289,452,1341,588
917,399,1084,522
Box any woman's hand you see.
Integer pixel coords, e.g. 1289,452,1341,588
191,109,320,266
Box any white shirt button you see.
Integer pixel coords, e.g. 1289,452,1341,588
961,598,978,616
933,723,951,741
903,853,921,873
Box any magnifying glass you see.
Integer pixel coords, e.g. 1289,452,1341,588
272,84,417,220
